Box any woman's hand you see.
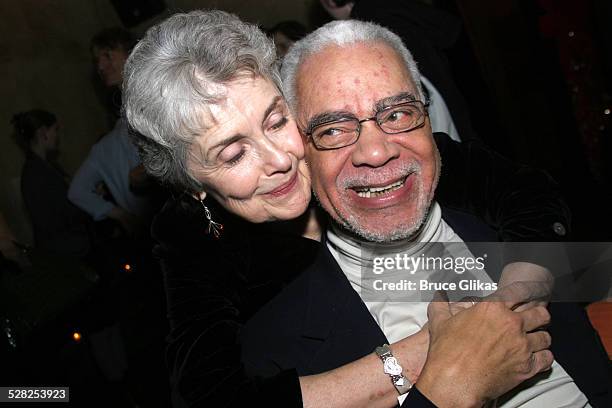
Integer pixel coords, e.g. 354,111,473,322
497,262,554,311
391,324,429,384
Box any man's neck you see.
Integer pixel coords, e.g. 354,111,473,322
326,202,443,265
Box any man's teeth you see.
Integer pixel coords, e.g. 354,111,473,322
356,179,405,198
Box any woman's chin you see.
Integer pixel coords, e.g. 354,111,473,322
264,192,312,222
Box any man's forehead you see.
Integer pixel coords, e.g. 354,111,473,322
296,42,417,123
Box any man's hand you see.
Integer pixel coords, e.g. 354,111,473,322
107,206,145,238
129,164,154,194
0,238,30,269
416,289,553,408
451,276,554,315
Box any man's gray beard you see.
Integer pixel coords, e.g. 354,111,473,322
313,151,442,244
312,172,433,243
335,176,432,243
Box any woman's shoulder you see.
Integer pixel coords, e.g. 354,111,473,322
152,193,239,249
151,192,318,286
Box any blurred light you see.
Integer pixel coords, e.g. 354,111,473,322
123,263,132,272
72,331,82,342
568,31,575,38
604,108,610,115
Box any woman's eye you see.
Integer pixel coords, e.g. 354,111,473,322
226,151,245,165
219,144,245,165
268,115,288,131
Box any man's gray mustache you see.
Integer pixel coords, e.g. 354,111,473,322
340,163,421,189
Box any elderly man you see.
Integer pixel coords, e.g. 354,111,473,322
242,20,608,407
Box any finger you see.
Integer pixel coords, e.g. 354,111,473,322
530,350,554,375
526,331,552,352
487,281,551,309
427,291,451,329
449,301,470,315
450,296,480,315
518,306,551,332
512,300,549,313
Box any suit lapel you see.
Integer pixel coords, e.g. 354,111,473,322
298,243,388,375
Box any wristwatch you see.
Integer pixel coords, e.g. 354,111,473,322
375,344,412,395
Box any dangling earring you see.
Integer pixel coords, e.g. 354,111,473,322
198,199,224,239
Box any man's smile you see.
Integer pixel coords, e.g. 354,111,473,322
352,175,409,198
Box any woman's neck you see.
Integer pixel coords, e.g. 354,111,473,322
29,143,47,161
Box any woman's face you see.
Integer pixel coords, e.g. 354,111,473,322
188,76,311,223
43,122,60,154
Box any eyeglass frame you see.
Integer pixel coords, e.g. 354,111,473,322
304,99,430,151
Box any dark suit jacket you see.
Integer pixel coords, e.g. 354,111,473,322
241,210,611,407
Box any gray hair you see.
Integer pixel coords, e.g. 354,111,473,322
123,10,281,192
281,19,424,114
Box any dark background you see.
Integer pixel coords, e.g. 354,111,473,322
1,0,610,407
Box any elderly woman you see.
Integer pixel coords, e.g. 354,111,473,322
123,10,568,408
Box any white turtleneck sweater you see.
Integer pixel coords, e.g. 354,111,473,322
326,202,589,408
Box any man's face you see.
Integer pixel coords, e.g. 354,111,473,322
93,46,128,87
296,42,440,242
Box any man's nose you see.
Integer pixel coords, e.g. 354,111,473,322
350,121,400,167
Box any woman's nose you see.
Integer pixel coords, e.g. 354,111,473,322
262,139,293,176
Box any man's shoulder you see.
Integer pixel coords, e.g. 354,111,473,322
90,119,133,157
441,206,498,242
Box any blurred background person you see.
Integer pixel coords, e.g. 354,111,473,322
268,20,308,58
68,28,157,239
11,109,91,257
0,210,29,269
318,0,483,142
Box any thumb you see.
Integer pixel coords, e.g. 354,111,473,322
428,290,451,329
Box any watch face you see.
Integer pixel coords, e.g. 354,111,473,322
383,356,403,376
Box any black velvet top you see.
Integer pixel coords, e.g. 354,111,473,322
151,134,571,407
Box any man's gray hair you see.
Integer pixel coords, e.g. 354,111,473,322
281,19,424,113
123,10,281,191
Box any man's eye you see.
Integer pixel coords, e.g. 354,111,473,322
316,122,356,138
386,109,414,122
320,127,345,137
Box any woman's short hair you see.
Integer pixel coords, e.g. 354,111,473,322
281,19,424,113
123,10,280,192
11,109,57,149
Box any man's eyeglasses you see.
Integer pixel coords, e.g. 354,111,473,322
305,100,429,150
